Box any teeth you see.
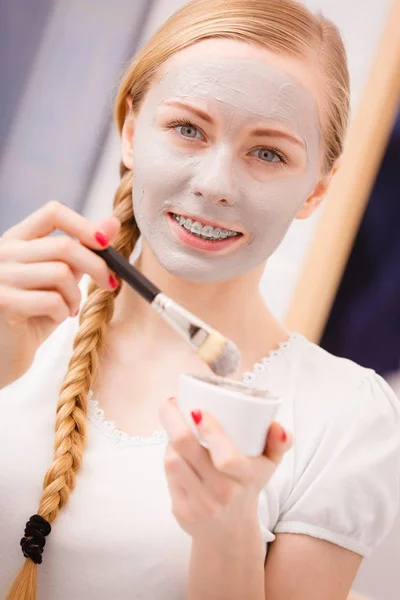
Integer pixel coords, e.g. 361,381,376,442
212,228,222,239
171,213,239,240
202,225,213,238
190,222,203,235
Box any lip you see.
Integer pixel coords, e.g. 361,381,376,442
167,210,246,235
167,213,245,253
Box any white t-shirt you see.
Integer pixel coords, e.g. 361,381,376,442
1,316,400,600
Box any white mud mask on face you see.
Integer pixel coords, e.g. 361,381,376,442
131,58,321,283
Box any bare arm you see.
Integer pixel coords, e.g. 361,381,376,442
188,517,265,600
264,533,363,600
188,530,362,600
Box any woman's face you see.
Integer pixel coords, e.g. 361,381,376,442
123,39,325,283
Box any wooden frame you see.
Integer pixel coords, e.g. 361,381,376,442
285,0,400,342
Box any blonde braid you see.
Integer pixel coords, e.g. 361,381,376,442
6,164,137,600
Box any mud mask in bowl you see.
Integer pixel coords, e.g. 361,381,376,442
177,373,281,457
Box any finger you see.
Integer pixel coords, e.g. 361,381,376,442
0,237,119,291
94,216,121,245
192,409,251,482
0,285,70,323
160,399,238,504
164,445,217,516
0,262,81,316
262,422,293,466
241,424,293,488
2,201,120,247
159,398,218,481
166,477,187,509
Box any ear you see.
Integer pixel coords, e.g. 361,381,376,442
121,96,135,170
296,160,341,220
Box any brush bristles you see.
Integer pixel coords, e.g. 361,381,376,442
198,331,241,376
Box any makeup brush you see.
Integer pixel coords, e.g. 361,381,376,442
92,246,241,377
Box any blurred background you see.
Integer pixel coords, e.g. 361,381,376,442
0,1,399,598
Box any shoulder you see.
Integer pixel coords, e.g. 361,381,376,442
291,333,400,421
293,333,371,395
272,335,400,557
288,334,400,482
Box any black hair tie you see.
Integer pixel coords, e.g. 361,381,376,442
20,514,52,565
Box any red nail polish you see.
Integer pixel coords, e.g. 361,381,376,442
280,426,287,443
94,231,109,248
191,410,202,425
109,274,119,289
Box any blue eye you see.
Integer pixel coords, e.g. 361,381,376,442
251,148,283,163
176,124,203,139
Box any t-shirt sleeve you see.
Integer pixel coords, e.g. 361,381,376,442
274,372,400,557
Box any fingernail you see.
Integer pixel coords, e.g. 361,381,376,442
94,231,109,248
73,308,79,317
109,274,119,289
280,426,287,443
191,410,202,425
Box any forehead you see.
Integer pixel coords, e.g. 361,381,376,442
145,58,321,146
159,38,321,97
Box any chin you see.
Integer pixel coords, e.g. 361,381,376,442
156,255,239,285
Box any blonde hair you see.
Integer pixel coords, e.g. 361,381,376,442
7,1,349,597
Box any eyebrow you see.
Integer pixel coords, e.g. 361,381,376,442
161,99,304,148
250,127,305,148
160,99,215,124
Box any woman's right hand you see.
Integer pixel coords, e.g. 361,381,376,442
0,201,121,389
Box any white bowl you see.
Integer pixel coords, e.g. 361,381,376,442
177,373,281,457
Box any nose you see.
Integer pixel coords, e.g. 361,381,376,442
190,148,238,206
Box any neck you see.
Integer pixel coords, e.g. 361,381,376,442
111,242,289,370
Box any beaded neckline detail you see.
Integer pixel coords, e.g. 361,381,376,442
87,333,297,447
88,392,169,447
242,333,297,384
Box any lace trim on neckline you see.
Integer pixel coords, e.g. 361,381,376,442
87,333,298,447
88,392,168,447
242,332,297,385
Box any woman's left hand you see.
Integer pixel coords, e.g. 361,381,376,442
159,397,292,539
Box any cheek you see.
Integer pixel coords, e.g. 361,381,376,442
238,170,317,257
244,172,315,222
132,128,195,208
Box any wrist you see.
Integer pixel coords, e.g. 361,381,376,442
189,517,265,600
192,506,262,547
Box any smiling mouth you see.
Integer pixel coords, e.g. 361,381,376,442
168,212,243,241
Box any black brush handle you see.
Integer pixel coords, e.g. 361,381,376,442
92,246,161,304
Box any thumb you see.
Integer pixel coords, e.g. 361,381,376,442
94,216,121,245
263,421,293,466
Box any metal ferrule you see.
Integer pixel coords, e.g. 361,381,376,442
151,293,211,350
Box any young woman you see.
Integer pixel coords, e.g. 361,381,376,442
1,1,399,599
